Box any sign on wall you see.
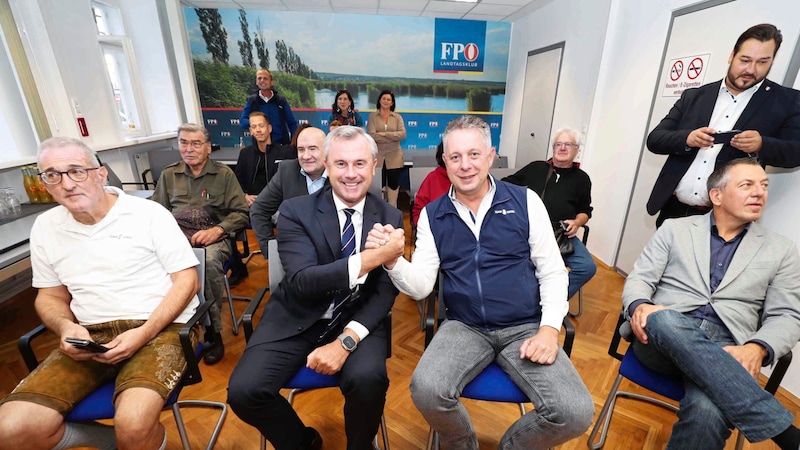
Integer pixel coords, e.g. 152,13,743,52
433,19,486,74
662,53,711,97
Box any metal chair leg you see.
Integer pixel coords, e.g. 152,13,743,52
172,400,228,450
568,288,583,318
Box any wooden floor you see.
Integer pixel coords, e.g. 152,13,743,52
1,196,799,449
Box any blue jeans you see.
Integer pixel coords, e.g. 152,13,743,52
564,237,596,300
639,310,794,448
410,321,593,450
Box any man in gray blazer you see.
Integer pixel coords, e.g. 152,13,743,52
250,127,328,252
623,157,800,449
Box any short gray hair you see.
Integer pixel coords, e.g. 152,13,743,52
707,157,761,192
38,137,100,168
177,123,210,142
442,115,492,153
552,126,581,147
323,125,378,160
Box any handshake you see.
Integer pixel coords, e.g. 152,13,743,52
364,223,406,269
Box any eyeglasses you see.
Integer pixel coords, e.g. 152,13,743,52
553,142,578,149
39,167,101,185
179,139,207,149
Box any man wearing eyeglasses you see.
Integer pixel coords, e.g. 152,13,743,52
234,112,296,207
240,69,298,145
0,137,200,450
152,123,249,365
503,126,596,301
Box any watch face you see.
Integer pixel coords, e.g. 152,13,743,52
339,335,357,351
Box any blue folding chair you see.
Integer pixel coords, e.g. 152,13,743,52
18,247,227,449
423,273,575,450
242,240,391,450
587,313,793,450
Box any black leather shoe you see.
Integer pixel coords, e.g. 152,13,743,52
202,339,224,365
227,259,249,287
298,427,322,450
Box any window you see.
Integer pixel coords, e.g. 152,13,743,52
92,2,148,137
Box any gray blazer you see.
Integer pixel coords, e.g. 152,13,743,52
622,213,800,360
250,159,316,251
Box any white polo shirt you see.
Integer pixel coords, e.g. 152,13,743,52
30,187,199,325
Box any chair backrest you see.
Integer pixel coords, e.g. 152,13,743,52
369,167,383,199
489,168,517,180
409,167,433,201
192,247,210,328
412,154,438,167
268,239,284,293
103,163,123,188
144,149,181,186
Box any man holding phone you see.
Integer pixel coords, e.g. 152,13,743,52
0,137,200,450
646,23,800,227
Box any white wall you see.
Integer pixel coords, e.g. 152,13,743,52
501,0,612,168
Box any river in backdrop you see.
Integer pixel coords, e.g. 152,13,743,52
315,89,505,113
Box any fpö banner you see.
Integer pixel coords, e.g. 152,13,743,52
433,18,486,75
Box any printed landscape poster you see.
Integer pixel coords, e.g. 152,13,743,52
184,8,511,152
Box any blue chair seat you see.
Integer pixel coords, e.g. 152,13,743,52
284,366,339,390
65,343,205,422
618,348,684,401
461,363,528,404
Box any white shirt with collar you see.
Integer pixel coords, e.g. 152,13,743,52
324,192,370,340
675,80,763,206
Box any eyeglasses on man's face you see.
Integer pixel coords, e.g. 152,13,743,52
553,142,578,149
179,139,207,149
39,167,101,185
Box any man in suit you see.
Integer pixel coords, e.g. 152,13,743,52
646,23,800,227
624,158,800,448
250,126,328,251
227,126,405,450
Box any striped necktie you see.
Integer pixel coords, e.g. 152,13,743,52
341,208,356,259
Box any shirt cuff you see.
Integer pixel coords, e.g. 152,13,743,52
348,254,368,289
627,299,653,319
345,321,369,341
746,339,774,367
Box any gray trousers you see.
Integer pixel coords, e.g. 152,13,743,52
411,320,593,450
204,239,231,334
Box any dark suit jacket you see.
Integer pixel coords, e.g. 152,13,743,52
646,79,800,215
250,159,314,250
234,143,296,195
258,186,403,343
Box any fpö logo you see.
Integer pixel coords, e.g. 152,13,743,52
299,119,309,125
490,122,500,129
407,120,418,127
428,121,439,127
230,119,240,125
206,118,218,126
433,18,486,74
418,133,428,139
441,42,479,62
220,131,231,137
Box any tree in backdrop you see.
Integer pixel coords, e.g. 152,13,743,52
274,39,317,79
237,9,254,67
195,9,229,65
253,17,269,69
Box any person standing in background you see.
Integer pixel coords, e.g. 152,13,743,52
367,90,406,208
329,89,363,127
240,69,298,145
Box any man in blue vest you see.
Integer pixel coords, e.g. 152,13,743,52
369,116,593,449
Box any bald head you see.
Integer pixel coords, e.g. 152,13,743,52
297,127,326,180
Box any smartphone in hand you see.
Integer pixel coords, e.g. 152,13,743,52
65,337,110,353
713,130,741,145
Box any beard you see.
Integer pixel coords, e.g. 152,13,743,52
725,65,770,93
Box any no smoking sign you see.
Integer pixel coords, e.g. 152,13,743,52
662,53,710,97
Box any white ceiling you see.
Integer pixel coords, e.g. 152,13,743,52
180,0,551,22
